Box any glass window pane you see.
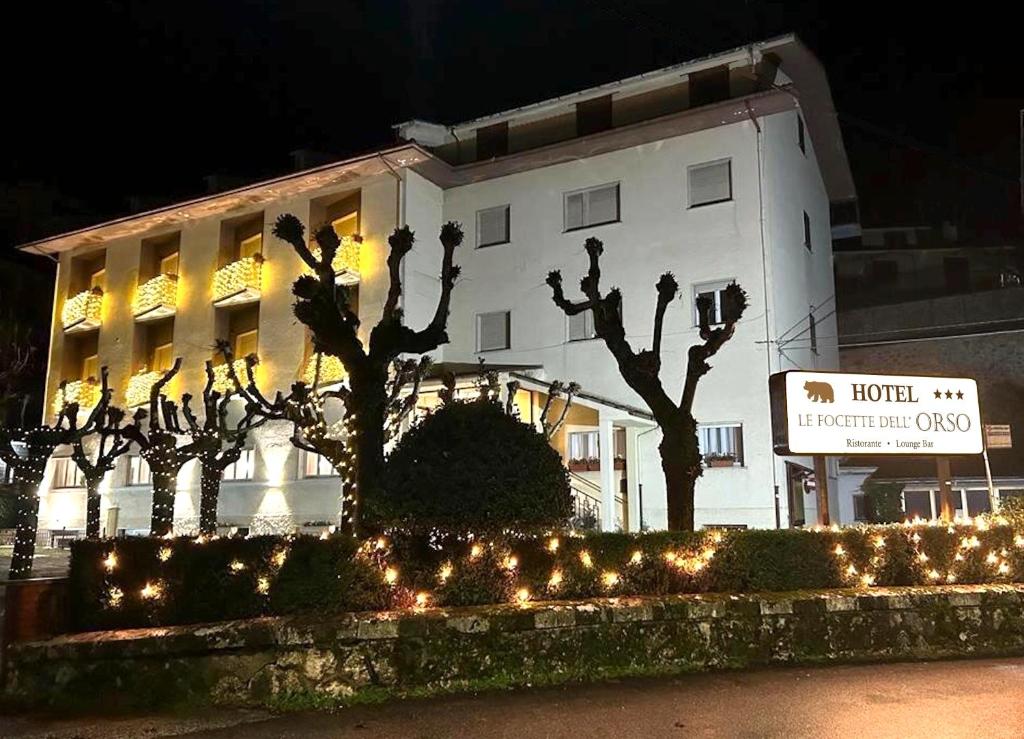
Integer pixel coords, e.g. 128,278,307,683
565,193,584,230
478,312,510,351
586,185,619,225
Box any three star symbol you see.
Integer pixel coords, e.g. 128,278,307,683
934,389,965,400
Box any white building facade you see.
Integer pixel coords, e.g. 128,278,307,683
23,35,855,537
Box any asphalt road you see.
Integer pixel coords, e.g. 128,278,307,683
3,658,1023,738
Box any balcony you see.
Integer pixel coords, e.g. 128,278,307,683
310,235,361,285
61,289,103,333
125,370,164,408
132,274,178,322
211,358,252,394
302,353,347,387
212,256,262,307
53,379,100,413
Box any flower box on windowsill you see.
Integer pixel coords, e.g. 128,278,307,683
61,288,103,333
309,235,362,286
133,273,178,321
212,255,263,306
568,458,600,472
707,456,738,468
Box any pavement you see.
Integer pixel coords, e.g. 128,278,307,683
1,658,1023,738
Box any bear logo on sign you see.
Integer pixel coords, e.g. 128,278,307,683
804,380,834,403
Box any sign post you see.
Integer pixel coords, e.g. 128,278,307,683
813,455,830,526
936,457,955,521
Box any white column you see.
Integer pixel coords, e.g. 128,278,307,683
599,416,616,531
625,426,642,532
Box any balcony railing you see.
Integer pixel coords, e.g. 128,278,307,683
310,235,361,285
302,353,347,387
132,273,178,321
53,379,100,413
61,289,103,333
212,255,262,306
211,358,252,394
125,370,165,408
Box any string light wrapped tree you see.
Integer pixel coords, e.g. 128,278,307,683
0,367,113,578
121,358,204,536
223,352,430,533
183,343,266,536
272,214,462,534
69,401,132,539
547,237,747,531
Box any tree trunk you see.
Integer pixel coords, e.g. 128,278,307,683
345,368,388,536
8,472,45,580
198,462,221,537
85,476,103,539
659,419,701,532
149,470,177,537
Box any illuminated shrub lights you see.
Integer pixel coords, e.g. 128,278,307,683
212,255,263,304
67,519,1024,633
53,379,100,413
61,288,103,331
125,370,165,408
211,358,253,394
310,235,362,283
302,353,347,387
132,274,178,318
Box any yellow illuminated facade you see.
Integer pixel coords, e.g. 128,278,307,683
302,353,347,387
132,273,178,319
212,256,262,304
61,289,103,332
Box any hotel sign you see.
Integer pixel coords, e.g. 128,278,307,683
770,371,983,456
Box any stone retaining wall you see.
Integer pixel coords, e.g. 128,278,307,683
5,584,1024,712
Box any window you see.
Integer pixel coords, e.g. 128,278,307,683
871,259,899,284
809,312,818,355
797,114,806,154
568,430,600,461
234,329,258,359
803,211,812,252
577,95,612,136
239,233,262,259
152,342,174,373
331,212,358,238
52,457,85,489
852,494,870,522
222,448,256,481
568,310,596,342
688,65,730,107
564,183,620,231
694,281,741,326
82,354,99,382
304,452,338,478
476,121,509,160
89,269,106,291
688,160,732,208
698,423,743,465
965,490,991,517
159,252,179,276
477,311,511,352
476,205,510,248
903,490,931,519
126,455,151,487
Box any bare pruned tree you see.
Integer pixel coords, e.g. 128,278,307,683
69,400,132,539
271,214,462,534
0,367,113,578
547,237,747,531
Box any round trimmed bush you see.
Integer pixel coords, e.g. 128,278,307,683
368,400,572,533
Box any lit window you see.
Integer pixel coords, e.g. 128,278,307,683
152,342,174,373
698,424,743,465
476,205,511,248
82,354,100,382
52,457,85,489
304,452,338,478
477,311,511,352
568,431,600,461
564,183,620,231
89,269,106,291
239,233,262,259
223,448,256,481
159,252,179,276
331,212,358,238
126,455,152,486
688,160,732,208
234,329,259,359
694,281,741,326
568,310,596,342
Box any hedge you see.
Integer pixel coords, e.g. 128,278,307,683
67,522,1024,632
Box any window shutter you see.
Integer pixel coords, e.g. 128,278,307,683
152,343,174,372
331,212,358,238
477,205,510,247
568,311,595,341
235,330,259,359
689,161,731,207
565,192,585,230
82,354,99,381
240,234,262,259
478,312,510,351
90,269,106,291
159,252,179,276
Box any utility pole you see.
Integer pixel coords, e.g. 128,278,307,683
936,457,956,521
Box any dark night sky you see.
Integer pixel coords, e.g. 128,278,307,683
2,0,1022,247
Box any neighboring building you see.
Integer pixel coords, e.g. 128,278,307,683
20,34,853,537
834,226,1024,523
